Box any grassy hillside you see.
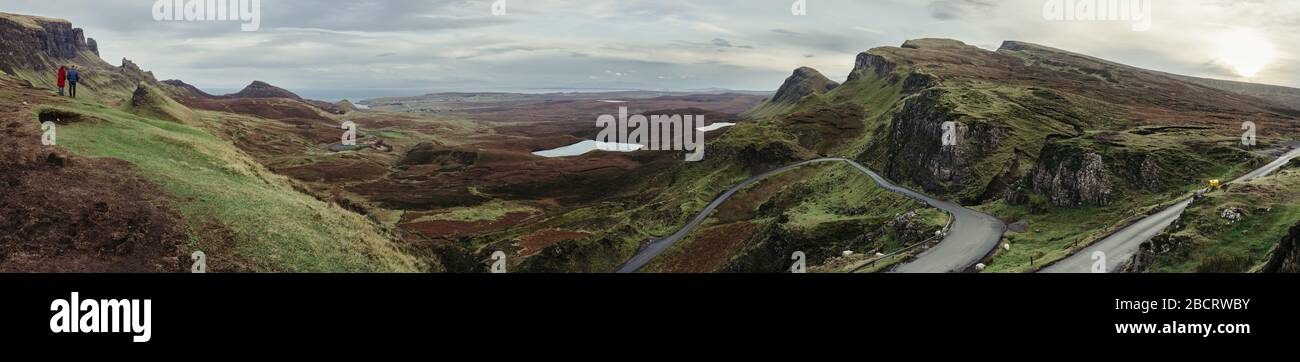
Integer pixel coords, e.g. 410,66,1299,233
643,162,946,273
1134,163,1300,272
979,132,1261,273
37,98,427,272
1164,73,1300,112
728,39,1297,273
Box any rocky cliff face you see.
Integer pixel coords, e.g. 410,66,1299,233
1121,216,1191,273
1263,221,1300,273
119,58,157,84
815,37,1294,205
0,12,97,73
1030,142,1114,207
847,52,895,83
850,39,1034,202
881,88,1013,199
771,67,838,105
0,13,181,104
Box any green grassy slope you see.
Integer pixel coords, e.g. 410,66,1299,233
1138,164,1300,272
38,99,427,272
643,162,947,272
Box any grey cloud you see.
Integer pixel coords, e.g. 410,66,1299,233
3,0,1297,95
929,0,996,20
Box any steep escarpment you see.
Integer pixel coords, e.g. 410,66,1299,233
743,66,840,121
0,13,173,104
852,39,1086,202
746,38,1298,204
0,12,98,74
1028,142,1113,206
727,37,1299,274
1025,133,1253,207
771,67,839,105
1263,221,1300,273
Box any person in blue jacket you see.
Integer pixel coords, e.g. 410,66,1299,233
66,65,80,98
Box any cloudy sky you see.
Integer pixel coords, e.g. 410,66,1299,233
6,0,1299,100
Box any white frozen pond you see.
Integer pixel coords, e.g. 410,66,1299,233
597,100,627,103
532,140,644,157
696,122,735,132
533,123,738,158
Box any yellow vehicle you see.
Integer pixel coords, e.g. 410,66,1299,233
1208,179,1222,189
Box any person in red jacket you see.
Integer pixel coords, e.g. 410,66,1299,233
56,66,66,96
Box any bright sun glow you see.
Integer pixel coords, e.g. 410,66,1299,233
1213,29,1278,78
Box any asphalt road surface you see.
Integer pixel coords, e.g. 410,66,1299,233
617,158,1006,273
1042,147,1300,273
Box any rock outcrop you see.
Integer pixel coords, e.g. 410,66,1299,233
118,58,157,84
0,12,97,73
128,82,201,124
770,67,838,105
1263,221,1300,273
336,99,361,113
397,143,477,170
883,89,995,199
228,80,304,99
224,80,343,113
1121,217,1192,273
0,13,191,104
160,79,217,98
1030,143,1113,207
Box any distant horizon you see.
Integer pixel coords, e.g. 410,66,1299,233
191,65,1300,104
195,86,777,103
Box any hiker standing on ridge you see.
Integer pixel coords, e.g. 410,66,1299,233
56,65,66,96
66,65,79,98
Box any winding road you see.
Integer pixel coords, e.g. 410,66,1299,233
1042,147,1300,273
617,158,1006,273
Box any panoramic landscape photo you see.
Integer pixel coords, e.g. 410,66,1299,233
2,0,1299,273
